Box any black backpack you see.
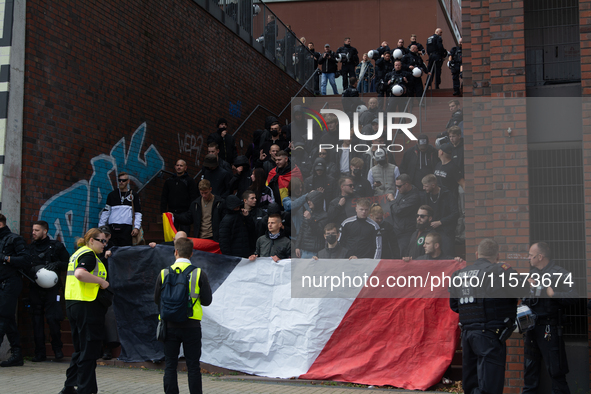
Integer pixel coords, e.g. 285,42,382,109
159,265,199,322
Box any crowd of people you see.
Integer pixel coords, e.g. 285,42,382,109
289,30,462,97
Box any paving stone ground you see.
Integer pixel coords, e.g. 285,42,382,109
0,360,443,393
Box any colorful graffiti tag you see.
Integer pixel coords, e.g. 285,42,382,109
38,123,164,252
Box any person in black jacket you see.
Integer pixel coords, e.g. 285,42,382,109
263,14,277,59
314,223,355,259
408,34,426,55
375,52,394,109
307,42,321,95
426,28,447,89
370,205,399,259
446,99,464,131
400,134,440,190
174,179,225,242
206,118,237,165
415,232,454,260
402,45,429,98
339,198,382,259
202,154,232,198
522,242,576,394
448,126,464,175
318,44,339,95
304,158,335,208
421,174,458,257
219,195,255,258
448,38,462,96
336,37,359,90
327,177,357,226
403,205,434,259
28,220,70,362
160,160,198,233
0,213,30,367
207,143,232,173
388,174,422,255
228,155,252,199
385,60,411,112
295,190,328,259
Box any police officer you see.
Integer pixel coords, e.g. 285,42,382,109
385,59,411,112
448,38,462,96
155,237,213,394
0,214,30,367
522,242,575,394
59,228,109,394
29,220,69,362
450,238,527,394
336,37,359,90
426,28,447,89
402,44,430,97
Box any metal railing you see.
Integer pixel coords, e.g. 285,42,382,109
209,0,316,88
418,61,438,134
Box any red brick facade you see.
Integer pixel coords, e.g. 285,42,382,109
464,0,590,392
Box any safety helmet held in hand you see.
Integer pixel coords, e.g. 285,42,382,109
36,268,58,289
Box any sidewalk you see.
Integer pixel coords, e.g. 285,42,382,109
0,360,444,393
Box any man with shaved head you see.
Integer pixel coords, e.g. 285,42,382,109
522,242,576,394
161,159,198,233
426,28,446,89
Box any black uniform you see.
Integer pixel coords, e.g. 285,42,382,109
446,109,464,130
408,41,426,55
402,51,429,97
0,226,30,367
336,44,359,89
449,45,462,95
450,258,525,394
426,33,446,88
385,68,412,112
160,172,198,233
421,187,459,257
522,261,576,394
29,236,70,360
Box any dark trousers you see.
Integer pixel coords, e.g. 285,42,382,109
437,228,456,257
452,68,461,94
0,276,22,350
164,325,203,394
396,233,412,259
341,64,356,89
462,329,506,394
427,56,443,88
109,223,133,246
30,285,63,355
523,324,570,394
64,301,107,394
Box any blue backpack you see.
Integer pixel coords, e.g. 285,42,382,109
159,265,199,322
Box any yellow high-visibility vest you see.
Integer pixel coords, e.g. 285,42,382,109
160,261,202,320
65,246,107,301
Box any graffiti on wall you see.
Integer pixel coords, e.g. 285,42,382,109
38,123,164,252
177,132,204,166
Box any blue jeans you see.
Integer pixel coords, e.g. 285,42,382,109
321,73,338,95
359,80,369,93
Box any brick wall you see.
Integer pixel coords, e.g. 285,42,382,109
18,0,309,355
463,0,530,392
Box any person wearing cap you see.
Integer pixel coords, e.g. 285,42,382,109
219,195,255,258
174,179,226,242
206,118,237,165
228,155,252,199
304,157,336,207
202,153,232,198
400,133,440,190
434,143,465,200
295,190,328,259
368,149,400,196
318,43,339,95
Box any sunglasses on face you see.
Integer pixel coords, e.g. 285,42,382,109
118,179,129,183
93,238,108,244
417,214,428,218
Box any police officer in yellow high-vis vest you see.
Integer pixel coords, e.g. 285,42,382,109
59,228,109,394
154,237,212,394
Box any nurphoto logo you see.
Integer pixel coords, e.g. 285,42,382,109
305,108,418,153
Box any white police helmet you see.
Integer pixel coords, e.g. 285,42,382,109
356,105,368,113
412,68,423,78
393,48,403,59
36,268,58,289
391,84,404,96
